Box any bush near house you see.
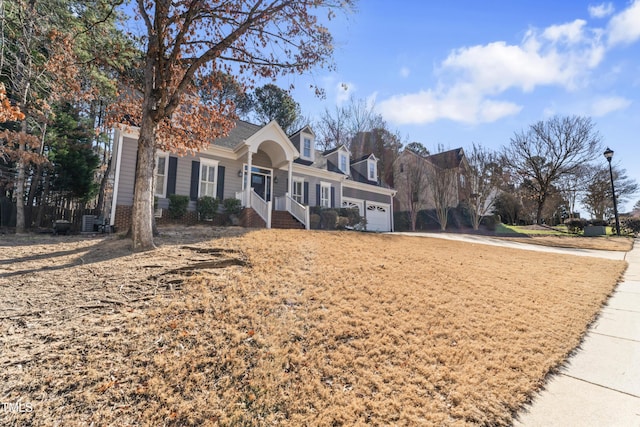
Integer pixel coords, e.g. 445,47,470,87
222,198,242,216
168,194,189,220
197,196,218,221
309,207,362,231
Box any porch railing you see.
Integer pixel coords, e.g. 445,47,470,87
284,193,310,230
235,189,249,208
250,188,272,228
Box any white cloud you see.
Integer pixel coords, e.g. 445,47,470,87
378,11,620,126
378,1,640,126
399,67,410,78
378,88,521,125
589,3,615,18
542,20,587,44
608,0,640,45
589,95,631,116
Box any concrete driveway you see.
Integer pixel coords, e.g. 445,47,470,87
392,232,627,260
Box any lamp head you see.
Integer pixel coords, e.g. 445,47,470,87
603,147,614,162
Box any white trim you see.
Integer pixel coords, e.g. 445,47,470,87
198,158,219,198
320,181,331,208
300,133,314,162
292,177,305,204
109,130,125,226
154,152,169,198
367,158,377,181
339,152,349,174
342,179,396,196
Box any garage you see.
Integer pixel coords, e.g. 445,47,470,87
365,202,391,232
342,198,391,232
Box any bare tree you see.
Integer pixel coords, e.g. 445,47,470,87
464,143,500,230
502,115,602,224
426,162,458,231
582,165,638,220
394,149,429,231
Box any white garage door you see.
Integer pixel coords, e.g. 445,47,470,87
365,203,391,232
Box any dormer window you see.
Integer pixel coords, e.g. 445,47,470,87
368,158,377,181
301,135,314,161
339,153,348,173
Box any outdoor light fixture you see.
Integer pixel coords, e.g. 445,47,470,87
237,169,243,177
603,147,621,236
274,176,279,184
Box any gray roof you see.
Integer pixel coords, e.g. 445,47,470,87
211,120,262,149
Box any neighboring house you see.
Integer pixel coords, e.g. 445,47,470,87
393,147,470,215
108,120,396,232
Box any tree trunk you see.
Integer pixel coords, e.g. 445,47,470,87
96,157,111,214
131,113,157,251
34,166,51,227
26,163,42,210
15,140,26,233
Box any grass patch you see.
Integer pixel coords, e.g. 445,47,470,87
1,229,627,426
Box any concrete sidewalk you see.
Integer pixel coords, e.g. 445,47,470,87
514,240,640,426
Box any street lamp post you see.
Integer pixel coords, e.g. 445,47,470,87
603,147,621,236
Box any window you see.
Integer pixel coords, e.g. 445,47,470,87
339,153,348,173
155,154,169,197
320,182,331,208
301,135,314,160
292,178,304,204
199,159,218,198
368,159,377,181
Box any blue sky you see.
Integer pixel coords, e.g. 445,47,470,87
278,1,640,212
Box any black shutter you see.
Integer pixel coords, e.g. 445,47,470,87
190,161,200,200
330,187,335,208
303,182,309,205
216,165,225,200
167,156,177,196
316,184,321,206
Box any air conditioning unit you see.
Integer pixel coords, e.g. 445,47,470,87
82,215,96,232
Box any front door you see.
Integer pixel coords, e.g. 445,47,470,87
244,165,272,202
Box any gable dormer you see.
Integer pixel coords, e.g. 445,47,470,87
289,125,315,163
322,144,350,175
351,153,378,183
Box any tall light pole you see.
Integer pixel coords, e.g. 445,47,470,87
603,147,621,236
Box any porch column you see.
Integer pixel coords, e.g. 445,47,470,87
287,160,293,196
246,151,253,208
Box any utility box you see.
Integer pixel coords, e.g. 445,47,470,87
81,215,96,233
584,225,606,236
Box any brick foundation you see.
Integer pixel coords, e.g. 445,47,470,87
239,208,266,228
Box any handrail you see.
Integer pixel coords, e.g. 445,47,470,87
250,188,271,228
284,193,309,230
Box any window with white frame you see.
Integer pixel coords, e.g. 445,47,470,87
199,159,218,198
155,154,169,197
302,136,314,160
368,159,377,181
292,178,304,204
320,182,331,208
339,153,348,173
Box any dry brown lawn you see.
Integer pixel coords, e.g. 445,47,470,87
0,227,627,426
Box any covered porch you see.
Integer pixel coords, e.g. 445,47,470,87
233,121,309,229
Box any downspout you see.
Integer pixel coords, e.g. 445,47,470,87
109,129,124,227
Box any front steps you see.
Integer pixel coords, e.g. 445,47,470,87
271,210,305,229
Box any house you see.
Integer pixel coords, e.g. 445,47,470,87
393,147,470,219
108,120,396,232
